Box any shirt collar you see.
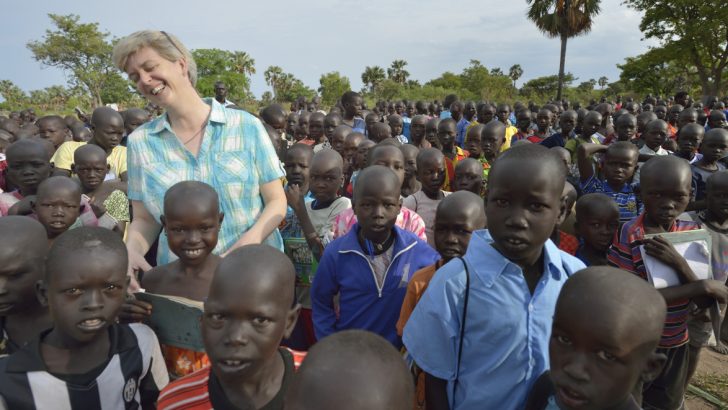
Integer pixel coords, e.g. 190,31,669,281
463,230,567,287
5,324,138,373
148,97,228,136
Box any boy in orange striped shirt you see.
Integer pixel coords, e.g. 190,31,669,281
157,245,304,410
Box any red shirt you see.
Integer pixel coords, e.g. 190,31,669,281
157,348,306,410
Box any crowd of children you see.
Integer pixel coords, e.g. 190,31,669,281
0,89,727,409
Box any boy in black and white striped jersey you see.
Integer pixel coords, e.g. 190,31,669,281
0,227,169,409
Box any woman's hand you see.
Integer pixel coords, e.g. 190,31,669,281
127,248,152,291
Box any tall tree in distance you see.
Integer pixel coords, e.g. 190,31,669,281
387,60,410,85
598,76,608,89
264,65,284,100
27,14,132,108
526,0,601,100
509,64,524,88
193,48,256,103
361,66,386,93
624,0,727,96
318,72,351,107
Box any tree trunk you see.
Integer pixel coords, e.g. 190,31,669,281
557,34,567,101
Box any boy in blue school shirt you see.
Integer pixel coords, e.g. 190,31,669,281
403,144,585,410
311,166,439,348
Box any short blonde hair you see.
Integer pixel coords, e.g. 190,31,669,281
112,30,198,86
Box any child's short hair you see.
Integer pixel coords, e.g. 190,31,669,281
286,330,414,410
163,181,219,213
575,193,619,221
46,227,128,281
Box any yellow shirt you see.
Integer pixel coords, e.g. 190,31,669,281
51,141,127,179
501,125,518,152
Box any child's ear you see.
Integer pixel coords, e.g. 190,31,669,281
641,351,668,384
106,163,111,172
35,280,49,307
557,194,568,225
30,200,37,212
160,215,167,229
71,164,76,174
218,212,225,226
283,303,301,339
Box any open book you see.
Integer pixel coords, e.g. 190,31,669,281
134,292,205,352
639,229,721,346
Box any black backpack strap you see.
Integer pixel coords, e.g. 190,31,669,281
452,256,471,406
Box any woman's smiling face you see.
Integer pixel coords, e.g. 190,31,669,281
124,46,189,106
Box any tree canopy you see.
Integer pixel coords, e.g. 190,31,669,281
623,0,728,96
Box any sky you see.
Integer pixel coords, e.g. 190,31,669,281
0,0,659,99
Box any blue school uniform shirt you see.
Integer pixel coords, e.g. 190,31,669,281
456,118,471,147
352,117,366,134
403,116,412,140
580,175,640,223
402,230,585,410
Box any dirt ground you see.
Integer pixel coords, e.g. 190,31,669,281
685,347,728,409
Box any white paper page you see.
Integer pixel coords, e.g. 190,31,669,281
639,240,711,289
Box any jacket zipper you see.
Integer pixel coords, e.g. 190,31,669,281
341,242,416,298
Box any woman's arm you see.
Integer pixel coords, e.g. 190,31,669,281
221,179,286,256
125,200,162,289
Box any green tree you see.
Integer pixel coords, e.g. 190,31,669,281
490,67,505,76
264,66,284,100
387,60,410,85
193,48,255,103
426,71,463,91
521,73,576,100
361,66,386,93
623,0,728,96
509,64,524,88
617,48,697,97
318,72,351,107
265,68,315,103
597,76,608,90
27,14,132,108
526,0,601,100
373,79,404,101
0,80,30,109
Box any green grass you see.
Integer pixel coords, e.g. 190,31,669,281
690,373,728,409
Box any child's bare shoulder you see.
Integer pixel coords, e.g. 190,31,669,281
140,263,177,293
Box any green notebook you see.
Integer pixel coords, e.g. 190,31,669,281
134,292,205,352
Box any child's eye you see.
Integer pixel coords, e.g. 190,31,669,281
530,203,546,211
105,284,121,291
253,317,270,326
495,199,509,207
208,313,224,322
556,335,572,345
65,288,82,296
596,350,618,362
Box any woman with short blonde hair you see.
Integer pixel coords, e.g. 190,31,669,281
113,30,287,287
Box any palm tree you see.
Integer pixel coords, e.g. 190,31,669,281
264,65,284,100
361,66,386,93
509,64,524,88
231,51,256,77
526,0,601,100
387,60,410,85
598,76,608,89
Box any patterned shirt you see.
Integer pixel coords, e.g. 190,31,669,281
127,98,285,265
332,206,427,242
580,175,640,223
0,323,169,410
444,147,470,192
157,348,305,410
607,213,700,348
